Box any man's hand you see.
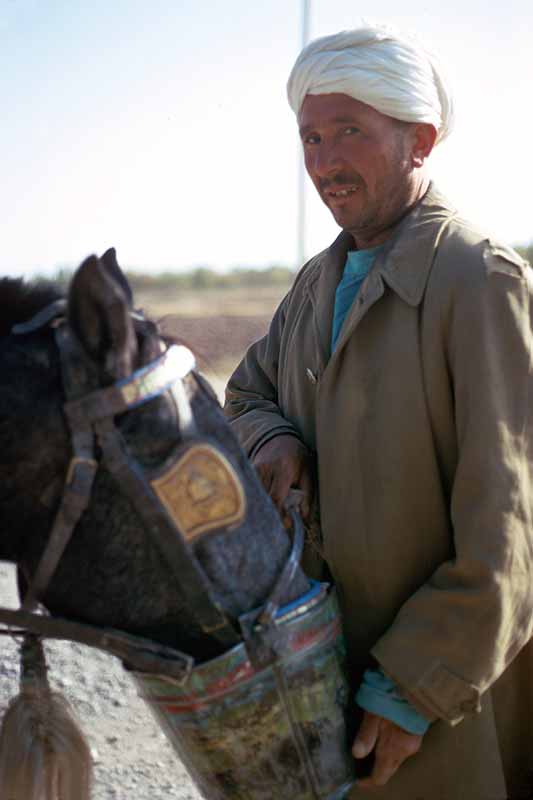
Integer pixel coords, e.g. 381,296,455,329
352,711,423,788
252,435,314,525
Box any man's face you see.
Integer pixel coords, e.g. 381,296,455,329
299,93,418,248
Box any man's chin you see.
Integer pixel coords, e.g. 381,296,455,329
323,197,361,227
329,208,365,231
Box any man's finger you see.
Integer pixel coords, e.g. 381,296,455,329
358,766,400,788
254,461,273,495
358,750,403,788
352,712,380,759
357,721,423,789
296,467,314,521
269,468,294,513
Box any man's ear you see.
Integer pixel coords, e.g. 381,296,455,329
68,253,138,381
411,123,437,168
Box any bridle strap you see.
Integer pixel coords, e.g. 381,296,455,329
95,416,240,648
0,607,194,681
11,299,67,336
22,455,98,611
238,508,305,668
64,343,196,426
22,325,99,610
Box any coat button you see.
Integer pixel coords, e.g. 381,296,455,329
306,368,317,384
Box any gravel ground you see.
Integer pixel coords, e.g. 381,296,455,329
0,562,202,800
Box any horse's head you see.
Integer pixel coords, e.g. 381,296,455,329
0,252,306,660
65,248,198,479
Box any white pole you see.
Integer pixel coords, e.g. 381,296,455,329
302,0,311,44
296,0,311,269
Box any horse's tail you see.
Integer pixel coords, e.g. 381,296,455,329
0,635,92,800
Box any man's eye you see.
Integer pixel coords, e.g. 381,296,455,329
344,127,359,135
303,134,320,145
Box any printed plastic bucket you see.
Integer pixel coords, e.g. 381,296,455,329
132,585,356,799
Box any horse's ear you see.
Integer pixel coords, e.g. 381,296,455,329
68,254,138,380
100,247,134,308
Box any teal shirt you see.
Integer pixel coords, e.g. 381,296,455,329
331,245,383,351
356,669,431,736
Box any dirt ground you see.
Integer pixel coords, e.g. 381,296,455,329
0,563,203,800
157,313,271,396
139,285,288,400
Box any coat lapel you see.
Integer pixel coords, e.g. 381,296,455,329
318,185,458,365
378,186,459,307
306,231,353,371
301,184,458,370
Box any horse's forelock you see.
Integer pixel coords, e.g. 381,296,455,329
0,278,63,339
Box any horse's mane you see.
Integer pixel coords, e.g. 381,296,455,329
0,278,63,339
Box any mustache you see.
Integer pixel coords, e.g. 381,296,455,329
319,173,363,191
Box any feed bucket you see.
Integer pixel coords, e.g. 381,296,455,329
132,585,356,799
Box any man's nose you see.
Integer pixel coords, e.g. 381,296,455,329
310,143,343,178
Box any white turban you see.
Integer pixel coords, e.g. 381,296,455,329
287,24,454,144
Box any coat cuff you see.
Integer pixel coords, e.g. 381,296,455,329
372,642,481,724
249,429,304,460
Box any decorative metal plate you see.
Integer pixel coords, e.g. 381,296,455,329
151,444,246,541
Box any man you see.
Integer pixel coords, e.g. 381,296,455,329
225,23,533,799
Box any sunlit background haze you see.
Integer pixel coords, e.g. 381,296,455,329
2,0,532,278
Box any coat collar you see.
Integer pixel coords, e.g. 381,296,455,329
375,184,458,306
307,183,458,309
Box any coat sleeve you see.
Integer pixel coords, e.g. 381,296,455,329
372,242,533,724
224,291,303,458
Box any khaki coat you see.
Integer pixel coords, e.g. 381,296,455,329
225,186,533,800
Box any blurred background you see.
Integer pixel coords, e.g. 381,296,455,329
2,0,532,389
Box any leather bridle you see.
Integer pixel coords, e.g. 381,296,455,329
0,307,304,680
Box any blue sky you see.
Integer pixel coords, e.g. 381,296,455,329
1,0,532,277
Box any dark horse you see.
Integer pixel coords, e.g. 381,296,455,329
0,250,314,798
